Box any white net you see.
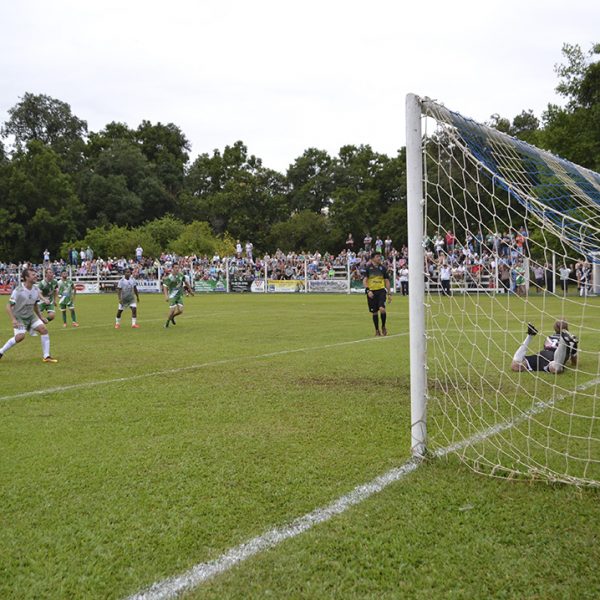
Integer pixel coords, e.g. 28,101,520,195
417,97,600,487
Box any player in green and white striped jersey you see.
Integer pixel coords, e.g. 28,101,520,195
0,268,58,363
162,263,193,328
58,270,79,328
37,268,59,322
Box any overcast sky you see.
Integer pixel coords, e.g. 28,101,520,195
1,0,598,172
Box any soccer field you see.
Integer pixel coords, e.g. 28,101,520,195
1,293,599,599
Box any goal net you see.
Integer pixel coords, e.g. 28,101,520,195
406,94,600,487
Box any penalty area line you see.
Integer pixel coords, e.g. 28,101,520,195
125,374,600,600
0,333,406,403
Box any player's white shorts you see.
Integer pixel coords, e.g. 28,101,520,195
118,302,137,310
14,318,44,337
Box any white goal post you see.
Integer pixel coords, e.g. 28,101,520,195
406,94,600,486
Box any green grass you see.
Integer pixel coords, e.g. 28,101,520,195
0,293,599,599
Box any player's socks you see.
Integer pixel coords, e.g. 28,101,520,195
116,317,121,325
513,334,534,363
171,315,177,325
41,334,50,358
0,337,17,355
62,311,67,325
553,332,573,367
372,314,379,331
132,318,137,325
71,310,77,323
381,312,387,328
165,319,170,328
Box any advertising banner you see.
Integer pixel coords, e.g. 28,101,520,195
0,283,13,295
230,278,252,293
74,282,100,294
193,279,226,293
136,280,161,294
251,280,265,293
308,279,349,293
267,279,305,293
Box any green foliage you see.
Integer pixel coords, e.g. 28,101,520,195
1,141,84,261
169,221,223,256
269,211,332,252
139,215,185,250
286,148,334,213
541,42,600,170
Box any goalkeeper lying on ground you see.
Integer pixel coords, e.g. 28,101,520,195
511,319,578,374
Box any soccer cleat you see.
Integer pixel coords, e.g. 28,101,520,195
561,331,577,346
131,324,140,329
164,320,170,328
62,323,67,328
170,316,177,325
114,323,121,329
527,323,538,336
382,327,388,336
72,322,79,328
42,356,58,363
0,352,3,360
375,330,382,337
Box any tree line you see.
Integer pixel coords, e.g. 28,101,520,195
0,42,597,262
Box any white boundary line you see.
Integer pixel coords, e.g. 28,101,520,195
126,375,600,600
0,333,406,403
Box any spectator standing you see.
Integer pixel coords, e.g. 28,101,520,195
384,236,392,257
245,241,253,261
346,233,354,252
136,245,143,263
559,264,571,296
439,263,452,296
375,236,383,254
43,249,50,265
363,233,372,253
398,265,409,296
533,264,544,293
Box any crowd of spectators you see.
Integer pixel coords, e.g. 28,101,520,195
0,227,594,296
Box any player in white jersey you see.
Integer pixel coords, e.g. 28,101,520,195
0,268,58,363
115,268,140,329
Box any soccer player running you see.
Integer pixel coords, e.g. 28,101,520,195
37,268,59,322
58,270,79,327
511,319,578,374
363,251,392,336
163,263,194,328
0,268,58,362
115,268,140,329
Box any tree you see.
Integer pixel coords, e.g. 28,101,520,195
1,141,84,261
285,148,334,213
136,120,190,195
542,42,600,171
327,145,403,247
269,210,331,252
184,142,288,248
1,93,88,172
169,221,229,256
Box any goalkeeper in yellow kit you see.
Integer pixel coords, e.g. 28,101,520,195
362,252,392,336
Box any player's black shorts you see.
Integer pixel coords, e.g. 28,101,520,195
524,350,553,372
367,288,387,313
